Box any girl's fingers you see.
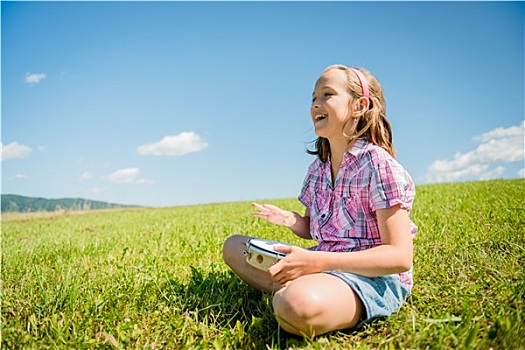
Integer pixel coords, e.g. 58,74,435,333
268,260,282,277
262,204,280,210
253,203,275,214
273,245,293,254
252,202,264,211
252,202,289,225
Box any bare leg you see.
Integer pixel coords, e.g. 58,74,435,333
222,234,282,293
272,273,365,337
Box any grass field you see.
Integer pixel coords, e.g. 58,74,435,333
1,179,524,349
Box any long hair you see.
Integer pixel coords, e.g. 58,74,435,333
307,65,396,162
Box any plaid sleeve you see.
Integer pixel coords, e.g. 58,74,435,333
369,155,415,212
298,162,316,208
298,173,312,208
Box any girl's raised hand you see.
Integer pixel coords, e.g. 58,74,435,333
252,202,296,227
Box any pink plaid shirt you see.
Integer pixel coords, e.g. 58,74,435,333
299,139,417,289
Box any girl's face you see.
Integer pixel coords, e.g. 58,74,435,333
310,69,354,141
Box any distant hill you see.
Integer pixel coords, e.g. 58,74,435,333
1,194,139,213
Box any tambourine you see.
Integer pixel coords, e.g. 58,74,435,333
243,238,290,271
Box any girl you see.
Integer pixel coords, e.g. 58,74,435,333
223,65,417,337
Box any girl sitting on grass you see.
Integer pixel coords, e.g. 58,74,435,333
223,64,417,337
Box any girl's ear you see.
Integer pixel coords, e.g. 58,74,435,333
353,97,370,116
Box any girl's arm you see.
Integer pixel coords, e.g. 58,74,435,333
318,205,413,276
251,203,312,240
288,207,311,239
268,205,413,283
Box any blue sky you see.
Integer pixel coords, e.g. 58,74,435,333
2,1,524,207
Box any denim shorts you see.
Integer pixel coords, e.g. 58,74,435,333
323,271,410,326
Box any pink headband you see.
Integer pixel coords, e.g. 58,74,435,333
349,68,370,99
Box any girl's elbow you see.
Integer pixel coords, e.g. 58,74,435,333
389,245,412,273
397,261,412,273
396,238,413,272
397,251,413,272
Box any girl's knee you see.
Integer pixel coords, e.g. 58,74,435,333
272,275,364,336
274,287,323,318
223,234,244,248
222,234,245,265
272,285,324,335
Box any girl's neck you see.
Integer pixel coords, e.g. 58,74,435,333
330,137,355,160
329,138,356,182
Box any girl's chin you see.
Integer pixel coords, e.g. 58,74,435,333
314,126,329,138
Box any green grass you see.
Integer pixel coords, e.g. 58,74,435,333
1,179,524,349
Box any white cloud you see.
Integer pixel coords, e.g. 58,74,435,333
135,178,155,185
9,174,28,180
79,171,93,181
479,166,505,180
103,167,154,185
423,121,525,183
104,167,140,184
1,142,32,161
25,72,47,84
474,123,524,143
137,131,208,157
518,169,525,178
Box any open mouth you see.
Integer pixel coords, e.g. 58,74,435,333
315,114,327,122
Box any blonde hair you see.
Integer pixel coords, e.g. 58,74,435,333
307,65,396,161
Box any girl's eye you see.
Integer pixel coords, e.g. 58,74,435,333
312,92,333,103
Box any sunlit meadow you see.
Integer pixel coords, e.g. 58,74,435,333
2,179,523,349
